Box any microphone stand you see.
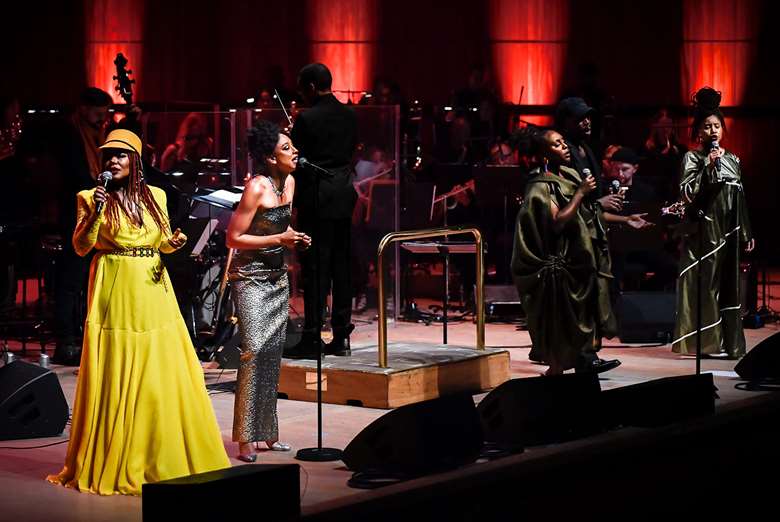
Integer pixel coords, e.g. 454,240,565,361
295,159,343,463
695,208,703,375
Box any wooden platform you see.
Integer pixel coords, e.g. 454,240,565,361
279,343,511,408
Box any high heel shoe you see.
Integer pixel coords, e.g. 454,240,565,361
265,441,292,452
238,442,257,462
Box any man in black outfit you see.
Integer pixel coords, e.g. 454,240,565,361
52,87,113,365
287,63,358,358
555,97,622,374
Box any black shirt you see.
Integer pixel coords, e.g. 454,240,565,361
566,137,603,199
291,93,358,220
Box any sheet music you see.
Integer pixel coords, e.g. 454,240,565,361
207,188,243,207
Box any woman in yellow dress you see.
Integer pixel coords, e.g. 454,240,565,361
47,129,230,496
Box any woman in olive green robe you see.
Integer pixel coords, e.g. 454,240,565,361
511,128,604,374
672,91,754,358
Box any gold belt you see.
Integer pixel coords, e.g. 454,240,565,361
105,246,158,257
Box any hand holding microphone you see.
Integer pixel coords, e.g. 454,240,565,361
596,175,623,212
709,140,723,176
95,171,113,214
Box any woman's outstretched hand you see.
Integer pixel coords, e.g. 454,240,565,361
625,213,654,230
168,228,187,249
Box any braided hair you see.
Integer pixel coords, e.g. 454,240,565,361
101,152,169,234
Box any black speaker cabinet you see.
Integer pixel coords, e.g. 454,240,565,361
477,372,603,447
484,284,524,321
601,373,716,428
219,318,303,369
0,361,69,440
343,393,483,476
617,291,676,343
735,331,780,381
142,464,300,522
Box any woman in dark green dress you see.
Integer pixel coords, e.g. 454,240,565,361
511,127,607,375
672,88,754,358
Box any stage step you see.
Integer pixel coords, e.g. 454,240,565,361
278,343,510,409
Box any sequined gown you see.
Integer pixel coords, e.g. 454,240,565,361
229,204,291,442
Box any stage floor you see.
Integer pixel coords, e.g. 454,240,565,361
1,318,778,521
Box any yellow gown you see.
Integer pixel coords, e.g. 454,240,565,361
47,186,230,496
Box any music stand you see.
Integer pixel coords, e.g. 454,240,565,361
191,187,243,210
364,180,397,229
402,182,436,230
431,163,473,193
473,166,523,284
400,240,477,344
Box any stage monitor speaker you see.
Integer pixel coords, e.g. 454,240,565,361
484,284,524,321
477,372,603,448
214,331,241,370
617,291,676,343
142,464,300,522
601,373,715,428
0,361,69,440
735,331,780,381
342,392,483,477
216,318,303,369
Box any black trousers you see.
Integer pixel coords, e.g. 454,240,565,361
298,217,353,337
54,247,90,345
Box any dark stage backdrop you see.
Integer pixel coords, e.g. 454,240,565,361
0,0,777,244
2,0,777,107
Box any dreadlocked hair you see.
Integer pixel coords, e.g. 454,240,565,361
102,153,170,234
509,125,555,170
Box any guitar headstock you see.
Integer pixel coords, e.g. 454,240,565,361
113,53,135,105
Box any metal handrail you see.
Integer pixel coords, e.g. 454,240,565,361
376,226,485,368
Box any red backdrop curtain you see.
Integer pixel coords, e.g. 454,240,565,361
681,0,761,106
84,0,145,102
307,0,378,104
489,0,570,117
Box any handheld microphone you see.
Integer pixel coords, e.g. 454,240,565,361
297,157,332,176
711,140,721,172
611,179,621,194
96,171,112,214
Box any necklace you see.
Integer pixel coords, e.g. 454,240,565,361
265,175,284,199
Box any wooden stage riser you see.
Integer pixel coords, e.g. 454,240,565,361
279,352,510,409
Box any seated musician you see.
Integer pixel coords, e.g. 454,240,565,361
606,147,677,295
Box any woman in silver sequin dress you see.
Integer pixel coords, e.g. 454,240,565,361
226,120,311,462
